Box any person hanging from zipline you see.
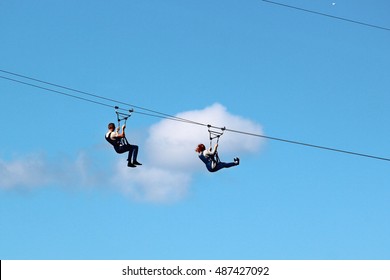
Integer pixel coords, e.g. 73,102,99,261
195,143,239,172
195,125,239,172
105,107,142,168
105,123,142,167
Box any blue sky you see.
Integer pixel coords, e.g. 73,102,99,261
1,0,390,259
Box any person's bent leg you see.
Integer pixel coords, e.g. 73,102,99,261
116,145,136,167
132,145,138,161
131,145,142,165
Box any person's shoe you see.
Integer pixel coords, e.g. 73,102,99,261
234,157,240,165
127,162,137,168
133,161,142,166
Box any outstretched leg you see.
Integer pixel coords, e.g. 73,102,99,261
211,157,239,172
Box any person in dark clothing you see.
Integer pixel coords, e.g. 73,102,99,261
195,143,239,172
105,123,141,168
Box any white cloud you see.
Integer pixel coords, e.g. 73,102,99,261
0,152,104,190
145,103,263,169
0,154,50,189
0,103,264,202
112,163,191,202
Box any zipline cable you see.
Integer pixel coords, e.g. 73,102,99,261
0,69,204,127
0,75,113,109
225,127,390,162
0,74,206,126
1,71,390,162
262,0,390,32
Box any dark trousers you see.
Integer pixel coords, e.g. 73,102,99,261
206,161,236,173
114,144,139,162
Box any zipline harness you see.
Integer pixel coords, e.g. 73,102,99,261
208,124,226,164
115,106,133,146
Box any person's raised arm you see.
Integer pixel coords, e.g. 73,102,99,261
205,143,218,156
117,124,126,138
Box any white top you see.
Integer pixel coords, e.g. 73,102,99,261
202,147,216,158
106,130,119,140
202,147,217,169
